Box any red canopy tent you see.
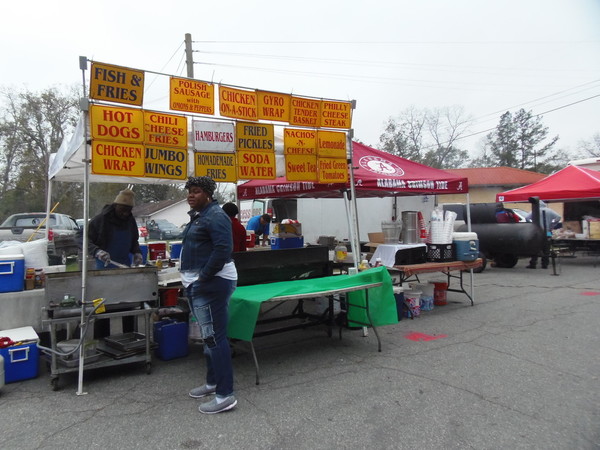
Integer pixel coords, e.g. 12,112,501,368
237,141,469,200
497,165,600,203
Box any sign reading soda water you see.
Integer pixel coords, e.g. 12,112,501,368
237,151,276,180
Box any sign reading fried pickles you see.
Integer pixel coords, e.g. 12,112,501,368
236,122,274,151
317,130,346,158
219,86,258,121
90,105,144,143
89,62,144,106
170,77,215,115
194,152,237,182
284,128,316,155
285,155,317,182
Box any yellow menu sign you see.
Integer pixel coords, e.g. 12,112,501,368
194,152,237,182
290,96,320,127
91,141,145,176
284,128,317,155
285,155,317,182
237,151,276,179
90,105,144,143
317,130,346,158
145,146,188,180
219,86,258,121
318,158,348,183
320,100,352,129
89,62,144,106
257,91,290,122
143,111,187,148
236,122,274,152
170,77,215,115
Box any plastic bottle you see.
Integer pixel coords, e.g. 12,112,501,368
359,259,370,271
334,242,348,262
374,257,383,267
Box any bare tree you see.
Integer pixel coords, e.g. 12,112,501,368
577,132,600,158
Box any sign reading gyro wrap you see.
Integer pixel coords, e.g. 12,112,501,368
144,146,188,180
257,91,290,122
90,105,144,143
285,155,317,182
194,152,237,183
284,128,316,155
317,130,347,159
92,141,145,176
143,111,187,148
89,62,144,106
170,77,215,115
193,121,235,152
219,86,258,121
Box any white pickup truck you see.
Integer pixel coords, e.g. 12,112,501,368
0,212,80,265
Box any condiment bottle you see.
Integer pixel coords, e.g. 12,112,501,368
334,242,348,262
359,260,370,271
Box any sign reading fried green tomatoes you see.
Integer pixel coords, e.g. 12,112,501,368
89,62,144,106
318,158,348,183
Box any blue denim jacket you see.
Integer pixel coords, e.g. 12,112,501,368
180,200,233,281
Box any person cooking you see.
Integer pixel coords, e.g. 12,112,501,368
246,213,271,246
85,189,144,269
179,176,238,414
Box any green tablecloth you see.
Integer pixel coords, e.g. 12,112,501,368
228,265,398,341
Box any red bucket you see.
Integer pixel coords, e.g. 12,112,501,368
432,281,448,306
160,288,179,307
148,241,167,261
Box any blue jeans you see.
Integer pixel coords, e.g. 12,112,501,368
187,276,236,397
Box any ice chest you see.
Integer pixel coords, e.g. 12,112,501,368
0,254,25,293
0,326,39,383
270,236,304,250
452,232,479,262
153,320,189,361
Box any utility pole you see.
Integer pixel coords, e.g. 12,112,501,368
185,33,194,78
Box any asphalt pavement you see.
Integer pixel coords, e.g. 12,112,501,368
1,254,599,449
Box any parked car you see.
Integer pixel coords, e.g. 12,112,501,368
146,219,182,240
0,212,80,265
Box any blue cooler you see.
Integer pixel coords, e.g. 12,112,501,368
0,326,39,383
169,241,182,259
452,232,479,261
270,236,304,250
0,254,25,293
153,320,189,361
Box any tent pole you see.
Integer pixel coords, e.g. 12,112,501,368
466,192,474,303
77,57,90,396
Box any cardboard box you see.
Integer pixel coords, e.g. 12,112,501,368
271,222,302,238
563,221,583,234
367,232,385,248
589,220,600,239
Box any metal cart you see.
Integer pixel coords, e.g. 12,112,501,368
41,267,159,390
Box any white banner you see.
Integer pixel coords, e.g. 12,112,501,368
192,121,235,153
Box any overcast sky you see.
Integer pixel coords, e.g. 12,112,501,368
2,0,599,159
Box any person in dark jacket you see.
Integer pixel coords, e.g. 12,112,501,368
222,202,247,252
180,176,238,414
84,189,143,269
